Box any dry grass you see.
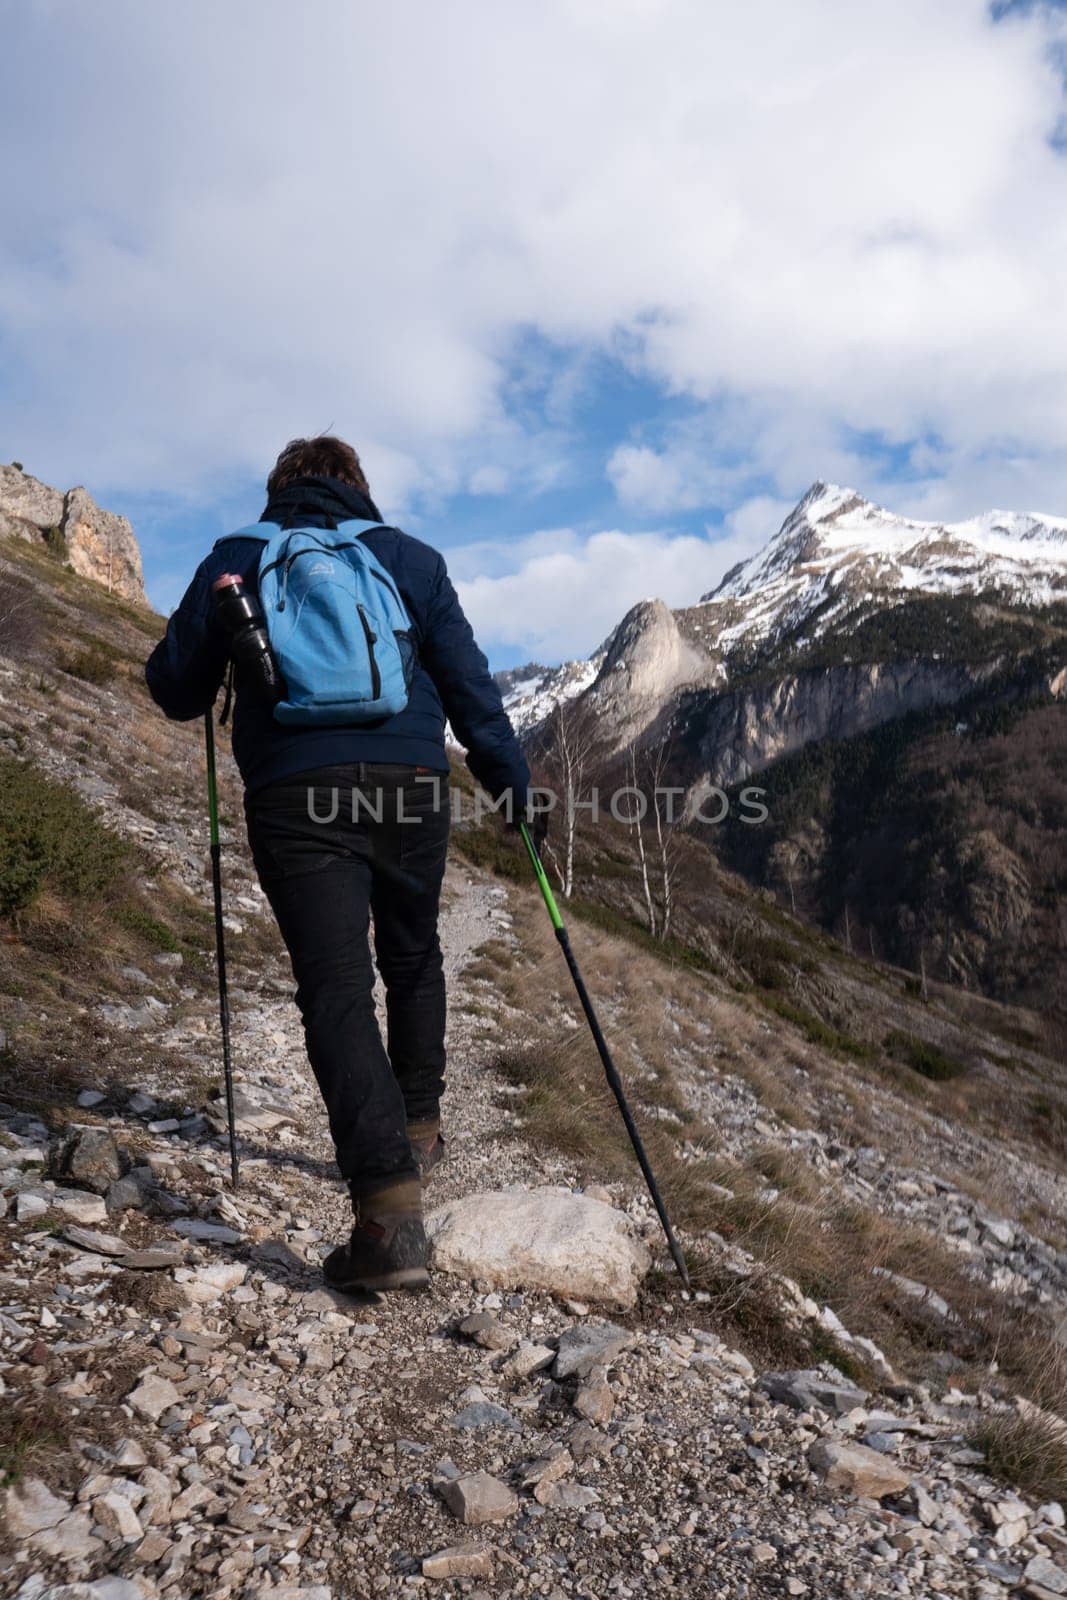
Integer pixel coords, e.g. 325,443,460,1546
971,1346,1067,1501
0,1390,68,1489
485,881,1067,1420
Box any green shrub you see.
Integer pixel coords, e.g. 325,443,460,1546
884,1029,967,1081
57,641,117,685
42,525,66,560
0,755,131,915
764,995,874,1059
113,904,182,952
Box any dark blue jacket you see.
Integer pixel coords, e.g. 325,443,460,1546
144,478,530,802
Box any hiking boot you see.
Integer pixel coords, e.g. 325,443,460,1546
323,1179,429,1294
408,1119,446,1183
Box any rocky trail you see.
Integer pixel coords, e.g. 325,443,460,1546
0,536,1065,1599
3,839,1067,1600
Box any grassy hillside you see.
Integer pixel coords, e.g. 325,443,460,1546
2,528,1065,1507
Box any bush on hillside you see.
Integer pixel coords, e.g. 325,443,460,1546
885,1029,967,1081
56,640,118,685
0,755,130,916
0,574,37,658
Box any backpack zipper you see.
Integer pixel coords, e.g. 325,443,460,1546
356,605,382,699
274,544,351,613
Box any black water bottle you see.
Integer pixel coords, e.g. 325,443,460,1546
212,573,286,704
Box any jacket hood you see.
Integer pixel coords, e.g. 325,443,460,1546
260,475,383,530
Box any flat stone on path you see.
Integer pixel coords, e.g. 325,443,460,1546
119,1247,184,1270
808,1438,911,1499
126,1373,181,1421
426,1188,651,1308
170,1217,243,1244
248,1589,333,1600
761,1369,869,1416
64,1224,129,1256
553,1320,636,1379
450,1401,521,1433
173,1261,247,1302
440,1471,519,1525
422,1543,494,1580
4,1475,71,1537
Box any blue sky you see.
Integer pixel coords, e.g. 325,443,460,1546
3,0,1067,668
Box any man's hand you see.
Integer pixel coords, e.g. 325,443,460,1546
509,803,549,856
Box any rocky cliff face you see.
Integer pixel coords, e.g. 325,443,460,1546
511,483,1067,1010
582,598,712,748
685,659,1004,790
0,463,146,605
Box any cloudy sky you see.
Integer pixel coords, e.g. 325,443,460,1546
3,0,1067,665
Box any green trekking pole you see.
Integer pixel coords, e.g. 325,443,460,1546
518,821,690,1292
204,711,240,1191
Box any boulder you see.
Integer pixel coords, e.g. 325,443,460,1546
808,1439,911,1499
54,1125,124,1195
4,1475,71,1537
440,1471,519,1525
426,1188,650,1308
501,1340,556,1380
760,1369,869,1417
574,1369,615,1425
126,1373,181,1422
553,1320,636,1379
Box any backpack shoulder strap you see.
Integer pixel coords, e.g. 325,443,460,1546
213,523,271,551
335,518,386,541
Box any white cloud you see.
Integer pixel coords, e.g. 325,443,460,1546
454,522,766,659
3,0,1067,587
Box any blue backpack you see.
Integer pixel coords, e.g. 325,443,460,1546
222,520,416,726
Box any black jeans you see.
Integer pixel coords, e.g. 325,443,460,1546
244,763,449,1203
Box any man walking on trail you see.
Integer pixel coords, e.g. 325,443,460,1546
145,435,534,1294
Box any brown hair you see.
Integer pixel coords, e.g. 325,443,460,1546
266,435,370,497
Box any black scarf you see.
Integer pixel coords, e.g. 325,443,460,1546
260,475,383,530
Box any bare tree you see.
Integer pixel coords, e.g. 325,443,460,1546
0,574,36,659
626,742,658,936
646,740,682,940
541,699,597,899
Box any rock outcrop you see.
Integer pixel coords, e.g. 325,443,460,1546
582,598,710,749
0,462,146,604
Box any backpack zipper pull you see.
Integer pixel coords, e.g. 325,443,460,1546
278,558,292,613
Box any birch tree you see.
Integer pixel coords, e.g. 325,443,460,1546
543,699,597,899
626,742,658,936
646,740,682,940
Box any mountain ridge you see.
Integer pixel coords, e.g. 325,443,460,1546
500,481,1067,1017
498,480,1067,733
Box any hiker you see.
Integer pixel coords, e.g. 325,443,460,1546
145,434,540,1293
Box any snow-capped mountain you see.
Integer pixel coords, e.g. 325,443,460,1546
493,482,1067,1021
690,482,1067,663
498,482,1067,738
496,655,605,734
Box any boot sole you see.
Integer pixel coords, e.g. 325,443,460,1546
328,1265,430,1295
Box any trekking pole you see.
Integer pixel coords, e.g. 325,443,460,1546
518,821,690,1292
204,711,240,1190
